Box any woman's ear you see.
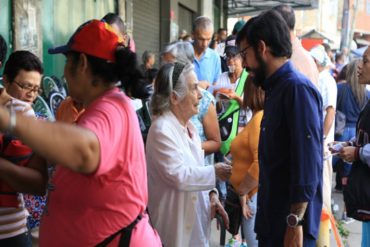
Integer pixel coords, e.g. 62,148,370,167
170,91,179,106
78,53,89,73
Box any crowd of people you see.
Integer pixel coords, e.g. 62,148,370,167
0,4,369,247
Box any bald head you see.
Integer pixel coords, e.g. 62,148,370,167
273,4,295,31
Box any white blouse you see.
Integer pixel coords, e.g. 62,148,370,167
146,111,216,247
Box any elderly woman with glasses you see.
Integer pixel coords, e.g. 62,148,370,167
146,62,231,247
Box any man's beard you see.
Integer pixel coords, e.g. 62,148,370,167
245,52,268,88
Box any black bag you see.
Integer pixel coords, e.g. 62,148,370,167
343,160,370,221
335,110,346,136
224,185,242,235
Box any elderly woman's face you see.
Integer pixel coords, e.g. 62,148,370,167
178,72,202,119
359,47,370,84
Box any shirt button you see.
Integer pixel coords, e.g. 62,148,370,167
262,127,266,131
186,226,191,231
307,135,311,139
192,196,197,201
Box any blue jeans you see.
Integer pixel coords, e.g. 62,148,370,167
241,193,258,247
0,232,32,247
362,222,370,247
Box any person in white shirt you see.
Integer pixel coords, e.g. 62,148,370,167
146,62,231,247
310,45,337,247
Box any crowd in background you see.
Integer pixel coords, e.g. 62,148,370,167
0,4,370,247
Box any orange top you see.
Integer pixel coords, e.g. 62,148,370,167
230,111,263,199
55,96,85,123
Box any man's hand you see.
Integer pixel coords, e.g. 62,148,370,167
214,162,232,181
284,226,303,247
210,192,229,230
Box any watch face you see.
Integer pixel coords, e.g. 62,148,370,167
287,214,298,227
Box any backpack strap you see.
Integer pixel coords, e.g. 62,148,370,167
96,214,143,247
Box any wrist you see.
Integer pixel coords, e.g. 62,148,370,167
286,213,304,228
354,147,361,161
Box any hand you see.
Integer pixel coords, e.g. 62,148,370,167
198,80,211,89
328,141,346,154
284,226,303,247
210,193,229,230
242,202,253,219
214,162,232,181
339,146,356,162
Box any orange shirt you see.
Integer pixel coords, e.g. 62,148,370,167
55,96,84,123
230,111,263,199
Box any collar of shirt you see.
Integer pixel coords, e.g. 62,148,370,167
166,110,197,137
262,60,293,92
194,48,212,63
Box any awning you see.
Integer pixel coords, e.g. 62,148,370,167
299,29,334,43
226,0,319,17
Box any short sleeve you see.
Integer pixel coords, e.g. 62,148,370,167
78,99,128,175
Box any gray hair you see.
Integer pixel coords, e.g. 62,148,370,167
151,62,195,115
142,50,155,64
192,16,213,33
346,59,367,107
162,41,195,64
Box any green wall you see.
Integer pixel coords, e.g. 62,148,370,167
42,0,116,78
0,0,11,75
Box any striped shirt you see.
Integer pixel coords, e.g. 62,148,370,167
0,90,35,239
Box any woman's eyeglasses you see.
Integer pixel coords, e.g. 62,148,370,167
13,80,43,95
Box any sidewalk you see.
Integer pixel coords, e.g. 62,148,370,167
209,190,362,247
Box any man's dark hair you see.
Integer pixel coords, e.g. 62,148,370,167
218,28,227,34
3,50,43,82
102,13,126,34
272,4,295,31
236,10,292,58
0,35,7,66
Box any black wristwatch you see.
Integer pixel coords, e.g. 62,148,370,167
286,213,304,227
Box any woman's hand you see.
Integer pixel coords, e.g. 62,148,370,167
210,192,229,230
242,202,253,219
339,146,356,163
214,162,232,181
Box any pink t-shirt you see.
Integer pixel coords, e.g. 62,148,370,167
39,88,161,246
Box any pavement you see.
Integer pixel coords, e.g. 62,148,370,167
209,185,362,247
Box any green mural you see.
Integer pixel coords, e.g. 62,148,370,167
0,0,11,75
42,0,116,78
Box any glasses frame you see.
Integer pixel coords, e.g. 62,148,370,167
239,45,252,59
13,80,43,95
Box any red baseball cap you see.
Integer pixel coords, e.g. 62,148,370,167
48,19,123,62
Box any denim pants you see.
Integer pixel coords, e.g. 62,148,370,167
241,193,258,247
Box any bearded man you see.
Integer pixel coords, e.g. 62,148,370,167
236,10,323,247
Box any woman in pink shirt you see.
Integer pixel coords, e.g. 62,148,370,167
0,20,161,246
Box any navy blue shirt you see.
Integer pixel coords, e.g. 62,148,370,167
337,82,370,127
255,61,323,240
